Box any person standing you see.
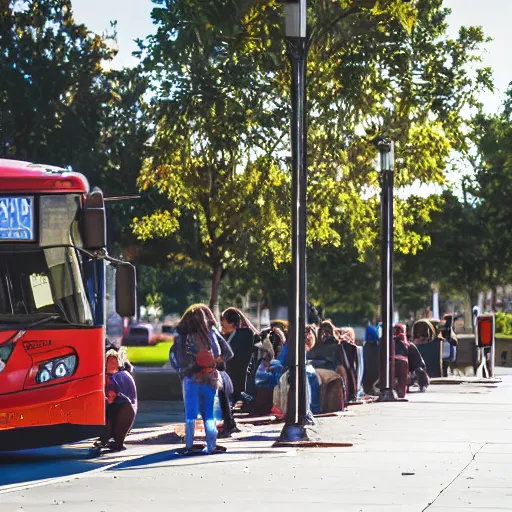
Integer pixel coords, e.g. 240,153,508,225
170,306,220,454
198,304,239,438
308,303,320,326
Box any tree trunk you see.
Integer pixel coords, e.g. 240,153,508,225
491,285,498,312
210,263,223,322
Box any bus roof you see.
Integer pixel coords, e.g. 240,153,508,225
0,159,89,194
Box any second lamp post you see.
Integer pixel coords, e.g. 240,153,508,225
279,0,309,442
377,138,397,402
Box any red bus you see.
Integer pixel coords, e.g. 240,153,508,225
0,159,136,450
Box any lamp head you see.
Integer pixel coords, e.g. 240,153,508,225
282,0,307,38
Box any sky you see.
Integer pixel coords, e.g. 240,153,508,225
72,0,512,114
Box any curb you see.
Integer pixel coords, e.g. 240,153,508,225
430,377,502,385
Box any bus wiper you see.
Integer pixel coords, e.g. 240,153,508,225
0,315,61,332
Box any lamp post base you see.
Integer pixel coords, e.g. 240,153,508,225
377,388,398,402
278,423,309,443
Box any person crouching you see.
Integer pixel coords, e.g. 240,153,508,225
96,348,138,451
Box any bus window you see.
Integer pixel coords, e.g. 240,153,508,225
0,248,93,326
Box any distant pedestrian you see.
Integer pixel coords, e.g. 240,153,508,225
365,319,379,343
472,306,479,330
393,324,409,398
308,303,320,325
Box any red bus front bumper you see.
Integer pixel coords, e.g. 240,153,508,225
0,375,105,450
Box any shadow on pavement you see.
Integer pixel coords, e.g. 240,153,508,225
236,434,278,442
110,448,288,472
133,400,184,429
0,446,118,488
125,431,183,445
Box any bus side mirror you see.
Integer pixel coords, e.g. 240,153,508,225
116,263,136,318
83,187,106,249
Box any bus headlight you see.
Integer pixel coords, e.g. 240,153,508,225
38,368,52,383
35,355,77,384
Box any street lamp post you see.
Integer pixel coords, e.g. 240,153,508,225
377,139,397,402
279,0,309,442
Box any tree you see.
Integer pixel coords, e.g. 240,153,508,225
406,190,487,318
0,0,116,163
95,67,152,254
134,0,491,311
0,1,155,262
470,97,512,307
134,0,291,311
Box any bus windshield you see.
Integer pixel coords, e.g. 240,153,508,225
0,247,93,327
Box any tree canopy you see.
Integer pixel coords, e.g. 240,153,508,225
0,0,115,163
2,0,505,321
133,0,491,310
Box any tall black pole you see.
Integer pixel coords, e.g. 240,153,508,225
377,140,397,402
279,0,309,442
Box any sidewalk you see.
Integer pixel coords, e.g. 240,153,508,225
1,371,511,511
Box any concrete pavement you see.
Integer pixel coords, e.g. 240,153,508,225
1,371,512,511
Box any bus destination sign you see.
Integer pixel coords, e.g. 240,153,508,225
0,196,35,241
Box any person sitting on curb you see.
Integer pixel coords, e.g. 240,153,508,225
95,347,137,451
221,307,258,404
249,334,284,416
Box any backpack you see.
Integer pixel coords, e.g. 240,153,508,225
170,333,219,387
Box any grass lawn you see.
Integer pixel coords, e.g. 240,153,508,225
497,334,512,340
126,341,173,367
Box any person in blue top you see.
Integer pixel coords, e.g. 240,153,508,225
365,319,379,343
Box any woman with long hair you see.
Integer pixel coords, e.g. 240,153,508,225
221,307,257,403
193,304,239,437
308,320,356,403
221,307,258,334
170,306,220,453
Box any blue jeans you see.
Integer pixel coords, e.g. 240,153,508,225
306,365,321,415
183,377,216,421
183,376,217,452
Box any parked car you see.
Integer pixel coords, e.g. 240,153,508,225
121,323,155,346
121,323,174,347
161,324,178,336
